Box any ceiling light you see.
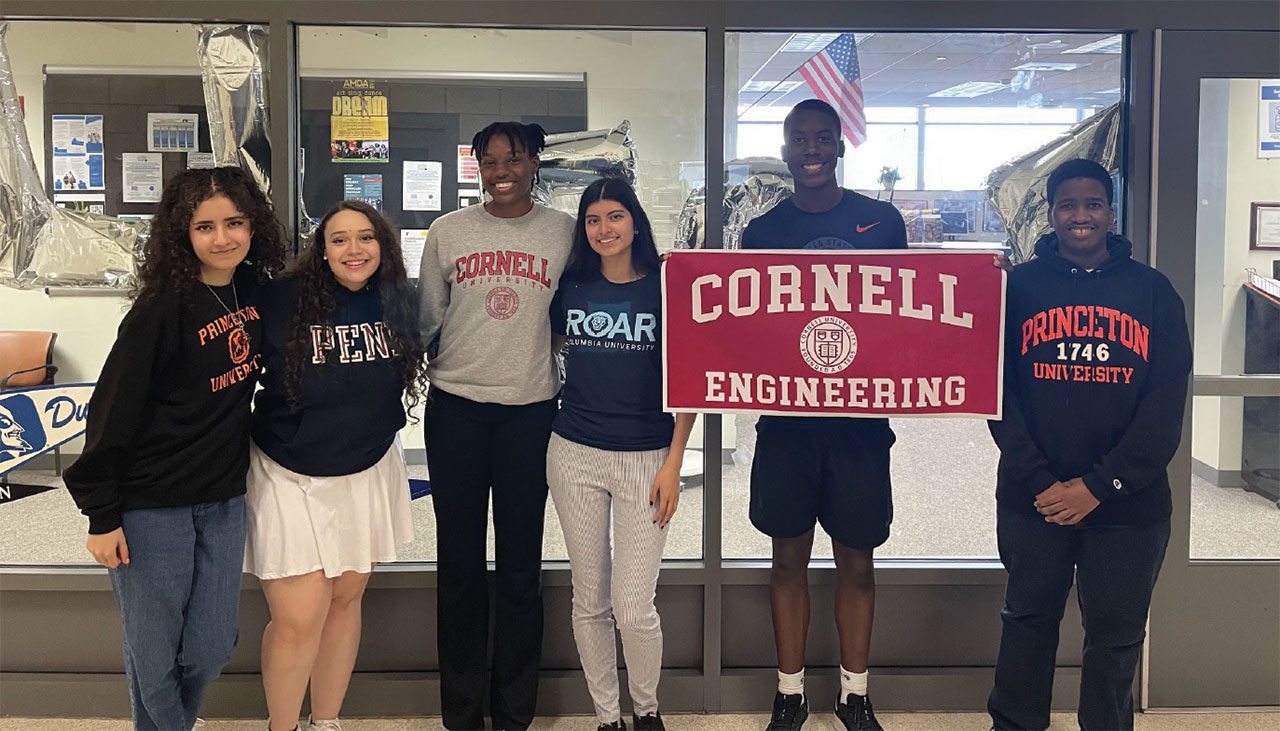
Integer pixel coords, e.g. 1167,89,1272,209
740,80,803,93
1012,62,1081,72
780,33,841,53
929,81,1006,98
1062,35,1123,54
737,106,792,122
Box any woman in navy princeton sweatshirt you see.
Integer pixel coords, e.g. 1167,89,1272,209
65,167,286,731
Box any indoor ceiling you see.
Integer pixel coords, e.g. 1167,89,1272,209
734,32,1124,114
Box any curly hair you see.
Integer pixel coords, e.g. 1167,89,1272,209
134,167,286,302
283,200,427,421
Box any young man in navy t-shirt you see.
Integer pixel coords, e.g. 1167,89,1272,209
741,99,905,731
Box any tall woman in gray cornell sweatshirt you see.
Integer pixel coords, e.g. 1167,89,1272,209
417,122,573,731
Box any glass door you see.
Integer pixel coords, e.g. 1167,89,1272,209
1147,29,1280,708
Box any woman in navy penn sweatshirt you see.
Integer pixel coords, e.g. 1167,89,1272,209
987,159,1192,731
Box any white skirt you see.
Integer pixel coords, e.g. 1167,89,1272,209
244,440,415,580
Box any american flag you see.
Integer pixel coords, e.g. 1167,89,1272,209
798,33,866,146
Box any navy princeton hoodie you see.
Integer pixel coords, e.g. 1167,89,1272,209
989,232,1192,526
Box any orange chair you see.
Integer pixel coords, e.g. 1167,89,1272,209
0,330,60,474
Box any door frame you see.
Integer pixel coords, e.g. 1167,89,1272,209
1145,28,1280,709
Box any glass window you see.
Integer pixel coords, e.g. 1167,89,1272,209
1189,79,1280,559
723,31,1126,560
0,21,254,567
924,106,1081,124
297,26,707,563
841,123,919,190
923,123,1074,190
1191,397,1280,559
736,122,783,158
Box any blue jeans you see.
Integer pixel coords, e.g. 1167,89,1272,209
988,507,1171,731
109,495,246,731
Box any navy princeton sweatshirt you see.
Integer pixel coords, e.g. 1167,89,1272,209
251,277,407,477
989,232,1192,526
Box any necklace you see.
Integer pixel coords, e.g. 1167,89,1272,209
204,280,251,361
204,279,239,314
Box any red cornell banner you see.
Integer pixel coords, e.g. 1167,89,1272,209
662,250,1006,418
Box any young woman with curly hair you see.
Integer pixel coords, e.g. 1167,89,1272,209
245,200,425,731
65,166,287,731
417,121,574,730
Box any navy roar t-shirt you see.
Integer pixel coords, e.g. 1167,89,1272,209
551,273,674,451
742,189,907,431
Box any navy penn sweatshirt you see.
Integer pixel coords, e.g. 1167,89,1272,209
989,232,1192,526
251,277,408,477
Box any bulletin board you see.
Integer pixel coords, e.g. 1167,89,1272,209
298,76,587,232
42,71,214,217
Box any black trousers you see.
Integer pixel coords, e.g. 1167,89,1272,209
425,388,558,731
988,506,1170,731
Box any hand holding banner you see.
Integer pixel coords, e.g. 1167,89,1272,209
662,250,1005,418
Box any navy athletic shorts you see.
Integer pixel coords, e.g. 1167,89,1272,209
748,416,894,551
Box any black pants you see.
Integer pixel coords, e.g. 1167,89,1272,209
426,388,558,731
988,507,1170,731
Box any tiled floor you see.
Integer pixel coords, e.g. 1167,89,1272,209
2,712,1279,730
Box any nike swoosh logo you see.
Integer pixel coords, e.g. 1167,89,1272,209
856,222,880,233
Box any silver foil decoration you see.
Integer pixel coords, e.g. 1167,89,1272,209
534,120,637,216
296,146,316,242
675,157,794,250
198,24,272,198
0,22,49,286
0,22,145,289
985,103,1122,262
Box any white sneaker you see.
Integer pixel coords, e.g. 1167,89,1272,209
309,718,343,731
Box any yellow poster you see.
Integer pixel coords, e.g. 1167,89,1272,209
331,79,389,163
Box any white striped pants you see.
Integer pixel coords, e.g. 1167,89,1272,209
546,433,670,724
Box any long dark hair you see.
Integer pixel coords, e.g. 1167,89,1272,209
564,177,661,282
283,200,427,419
134,166,286,302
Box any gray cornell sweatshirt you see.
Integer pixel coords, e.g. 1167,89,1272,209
418,203,574,405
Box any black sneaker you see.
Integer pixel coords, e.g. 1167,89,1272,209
835,692,883,731
766,692,808,730
597,720,626,731
633,711,665,730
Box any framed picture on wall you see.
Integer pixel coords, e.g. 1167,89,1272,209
982,201,1006,234
936,198,978,235
1250,202,1280,251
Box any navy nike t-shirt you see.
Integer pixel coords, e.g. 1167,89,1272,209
742,188,907,431
551,272,674,451
740,189,907,251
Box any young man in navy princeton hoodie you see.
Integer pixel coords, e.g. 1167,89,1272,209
987,158,1192,731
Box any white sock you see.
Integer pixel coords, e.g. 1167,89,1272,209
840,666,868,698
778,667,805,697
